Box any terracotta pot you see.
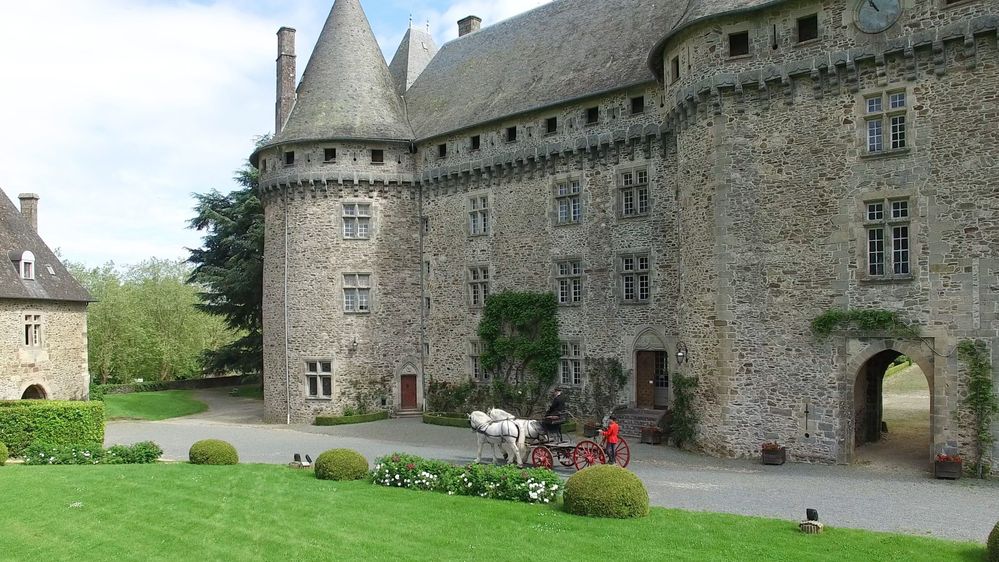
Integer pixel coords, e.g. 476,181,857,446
761,447,786,465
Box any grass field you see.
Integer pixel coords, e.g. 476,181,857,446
0,464,984,561
103,390,208,421
231,384,264,400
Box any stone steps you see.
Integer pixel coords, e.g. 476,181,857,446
395,409,423,418
612,408,668,438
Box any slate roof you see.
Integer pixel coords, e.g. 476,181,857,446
388,26,439,96
404,0,693,141
0,189,92,303
263,0,412,150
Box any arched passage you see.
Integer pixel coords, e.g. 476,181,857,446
21,384,48,400
853,348,933,470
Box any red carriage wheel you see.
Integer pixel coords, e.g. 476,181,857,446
573,440,605,471
558,449,575,467
612,438,630,468
531,446,554,470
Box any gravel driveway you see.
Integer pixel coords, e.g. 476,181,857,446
105,389,999,543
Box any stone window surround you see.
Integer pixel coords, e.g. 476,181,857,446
721,22,754,60
855,191,916,283
618,250,653,304
616,162,652,219
857,86,913,159
785,5,823,47
554,257,585,306
552,173,584,226
19,250,35,280
341,200,373,240
467,191,491,237
23,311,43,348
467,265,491,309
342,272,373,314
940,0,976,7
559,339,584,387
469,339,487,381
304,359,333,400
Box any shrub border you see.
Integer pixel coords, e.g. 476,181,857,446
421,413,575,432
314,411,389,426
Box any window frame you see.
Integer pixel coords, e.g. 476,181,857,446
342,273,372,314
467,266,490,309
862,197,913,281
630,96,645,115
283,151,295,167
545,117,558,135
555,259,584,306
585,107,599,126
19,251,35,280
617,166,651,219
861,89,910,156
559,341,584,387
554,177,583,225
619,253,652,304
469,339,488,382
305,360,333,400
467,193,490,237
23,313,43,347
470,135,481,151
370,149,384,164
728,30,751,58
323,148,337,163
342,202,373,240
505,126,518,143
796,13,819,43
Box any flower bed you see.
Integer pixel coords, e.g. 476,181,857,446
371,452,561,504
314,411,389,426
23,441,162,465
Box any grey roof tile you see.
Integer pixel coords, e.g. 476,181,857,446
0,189,92,303
389,26,439,96
267,0,412,147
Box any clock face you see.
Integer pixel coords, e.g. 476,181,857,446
855,0,902,33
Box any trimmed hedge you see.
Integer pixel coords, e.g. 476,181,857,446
0,401,105,457
0,442,7,466
314,411,389,426
89,375,262,401
189,439,239,465
988,520,999,562
563,464,649,519
315,449,369,481
23,441,162,465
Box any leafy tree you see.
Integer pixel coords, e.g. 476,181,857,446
478,292,561,416
187,161,264,375
67,259,235,383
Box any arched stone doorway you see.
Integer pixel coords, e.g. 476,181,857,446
633,328,670,410
850,344,934,470
394,359,422,412
21,384,48,400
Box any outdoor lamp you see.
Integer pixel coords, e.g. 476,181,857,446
807,509,819,522
676,341,689,364
351,337,358,351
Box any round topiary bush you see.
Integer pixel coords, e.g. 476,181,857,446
988,520,999,562
188,439,239,465
314,449,368,481
0,442,7,466
563,464,649,519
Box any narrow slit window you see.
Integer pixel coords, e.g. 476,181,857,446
438,144,447,158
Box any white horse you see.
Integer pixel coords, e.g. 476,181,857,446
487,408,548,459
469,410,523,465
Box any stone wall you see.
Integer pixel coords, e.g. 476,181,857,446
0,299,89,400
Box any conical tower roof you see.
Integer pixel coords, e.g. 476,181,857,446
388,26,438,96
271,0,412,145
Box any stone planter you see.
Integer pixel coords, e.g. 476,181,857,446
640,428,663,445
761,447,786,465
934,460,962,480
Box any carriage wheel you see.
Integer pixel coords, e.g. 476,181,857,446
573,440,605,471
612,438,631,468
531,446,554,470
558,449,575,467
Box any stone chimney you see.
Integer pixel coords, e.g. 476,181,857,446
458,16,481,37
276,27,297,134
18,193,39,231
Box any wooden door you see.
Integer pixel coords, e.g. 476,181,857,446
654,351,669,409
401,375,418,409
636,351,656,409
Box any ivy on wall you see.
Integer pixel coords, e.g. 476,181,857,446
958,339,998,479
811,309,919,339
670,373,699,449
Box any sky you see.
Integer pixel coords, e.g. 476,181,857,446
0,0,551,268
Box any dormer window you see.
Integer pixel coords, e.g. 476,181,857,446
19,251,35,280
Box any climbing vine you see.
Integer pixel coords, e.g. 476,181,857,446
958,339,998,478
478,291,561,416
670,373,699,449
811,308,919,339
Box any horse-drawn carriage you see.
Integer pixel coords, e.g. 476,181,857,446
469,409,630,471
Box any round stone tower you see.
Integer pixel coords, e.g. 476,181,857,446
252,0,423,424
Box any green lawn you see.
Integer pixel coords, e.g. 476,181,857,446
0,464,984,561
103,390,208,421
231,384,264,400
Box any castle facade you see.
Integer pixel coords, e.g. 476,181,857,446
251,0,999,467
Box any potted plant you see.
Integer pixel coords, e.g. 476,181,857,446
640,425,664,445
761,442,786,465
934,453,962,480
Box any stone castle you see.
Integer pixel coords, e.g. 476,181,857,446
251,0,999,467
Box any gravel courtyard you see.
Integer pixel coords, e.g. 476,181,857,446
105,389,999,543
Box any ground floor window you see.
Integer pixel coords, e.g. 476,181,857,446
559,341,583,386
306,361,333,399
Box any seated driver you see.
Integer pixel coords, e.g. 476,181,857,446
543,387,567,442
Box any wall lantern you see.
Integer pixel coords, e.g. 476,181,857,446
676,341,689,364
351,337,358,351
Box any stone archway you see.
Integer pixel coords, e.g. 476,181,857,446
633,328,669,410
846,339,935,467
393,359,422,412
21,384,48,400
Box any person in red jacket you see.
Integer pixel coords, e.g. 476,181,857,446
600,415,620,464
